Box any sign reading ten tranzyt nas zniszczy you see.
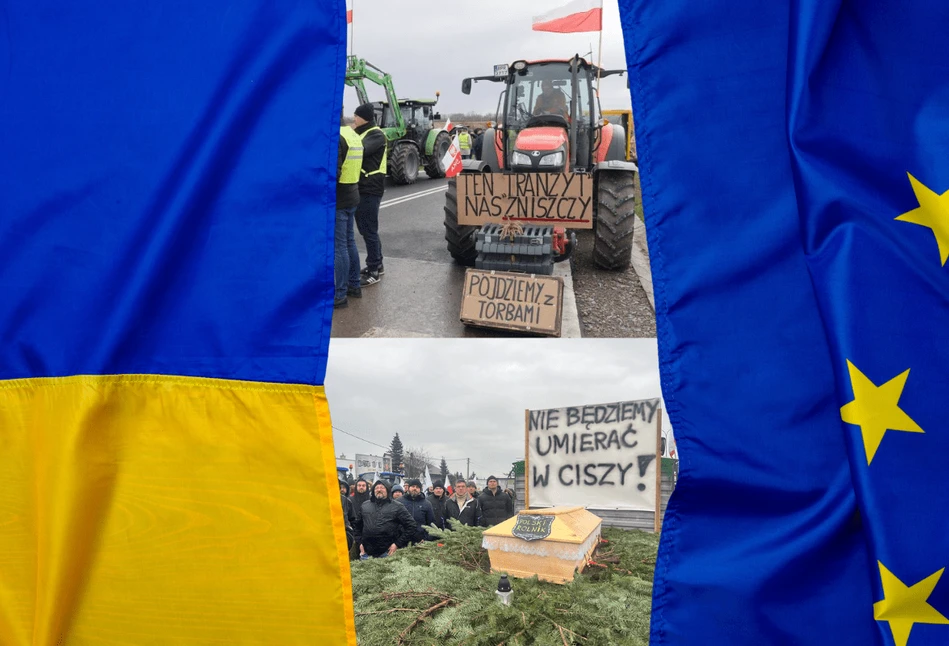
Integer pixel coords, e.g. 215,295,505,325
457,173,594,228
526,398,662,513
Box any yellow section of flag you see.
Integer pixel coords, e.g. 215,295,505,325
0,376,355,646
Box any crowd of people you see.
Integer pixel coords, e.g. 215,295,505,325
338,475,516,560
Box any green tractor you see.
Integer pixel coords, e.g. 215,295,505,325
345,56,452,184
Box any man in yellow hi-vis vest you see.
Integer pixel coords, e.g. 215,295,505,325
458,127,472,159
353,103,387,286
336,122,363,308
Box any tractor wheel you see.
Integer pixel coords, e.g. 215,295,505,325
592,170,636,270
424,131,452,178
389,142,420,185
443,177,478,265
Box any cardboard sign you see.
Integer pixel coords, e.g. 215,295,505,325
460,269,563,336
511,514,554,542
526,398,662,512
457,173,594,229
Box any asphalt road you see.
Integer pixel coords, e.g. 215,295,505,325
331,173,655,338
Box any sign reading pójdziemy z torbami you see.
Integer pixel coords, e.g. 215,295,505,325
526,398,662,511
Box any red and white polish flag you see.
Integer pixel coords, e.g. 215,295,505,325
444,117,454,132
442,135,463,178
532,0,603,33
346,0,353,24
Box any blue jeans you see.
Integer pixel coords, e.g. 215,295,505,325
334,206,358,303
355,194,383,271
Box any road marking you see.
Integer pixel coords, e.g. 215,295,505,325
380,184,448,209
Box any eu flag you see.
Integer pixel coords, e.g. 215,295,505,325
0,1,355,644
618,1,949,644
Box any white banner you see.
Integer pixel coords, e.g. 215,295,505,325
527,398,661,511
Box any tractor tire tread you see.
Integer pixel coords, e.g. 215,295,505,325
443,177,478,265
389,143,420,185
593,170,637,271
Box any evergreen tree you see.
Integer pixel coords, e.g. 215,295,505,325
389,433,404,473
439,458,449,481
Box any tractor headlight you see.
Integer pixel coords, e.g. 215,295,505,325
539,151,564,167
511,151,532,166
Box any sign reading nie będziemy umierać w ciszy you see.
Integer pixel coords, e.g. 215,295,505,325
526,398,662,514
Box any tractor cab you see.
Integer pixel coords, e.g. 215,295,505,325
503,60,594,172
462,57,626,174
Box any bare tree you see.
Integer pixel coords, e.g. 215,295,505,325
403,446,437,479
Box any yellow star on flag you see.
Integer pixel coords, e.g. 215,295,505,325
839,361,923,464
896,173,949,266
874,562,949,646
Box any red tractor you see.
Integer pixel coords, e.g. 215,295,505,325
444,56,637,271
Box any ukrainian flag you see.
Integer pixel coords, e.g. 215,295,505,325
0,2,355,644
620,1,949,644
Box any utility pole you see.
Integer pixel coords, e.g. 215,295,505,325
466,458,470,479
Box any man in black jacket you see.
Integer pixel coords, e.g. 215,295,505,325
401,479,435,543
472,128,484,161
352,103,387,287
350,477,371,546
446,479,482,527
339,479,357,534
479,475,514,527
357,480,417,558
340,480,357,559
427,480,450,531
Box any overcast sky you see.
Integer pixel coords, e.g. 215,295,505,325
343,0,632,115
325,339,673,479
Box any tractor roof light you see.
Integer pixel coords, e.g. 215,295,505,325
513,61,528,71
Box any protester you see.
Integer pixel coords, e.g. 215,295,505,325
533,79,569,119
357,480,416,559
400,479,436,543
335,120,363,309
339,480,357,558
480,476,514,527
472,128,484,161
391,484,405,501
352,103,387,287
352,478,371,507
349,478,371,546
458,127,472,159
446,479,482,527
427,480,450,531
339,479,357,531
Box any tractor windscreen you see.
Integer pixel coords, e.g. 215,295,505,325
504,62,597,132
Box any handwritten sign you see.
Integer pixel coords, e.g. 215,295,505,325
460,269,563,336
526,398,661,511
457,173,594,228
511,515,555,542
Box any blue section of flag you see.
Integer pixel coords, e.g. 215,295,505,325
620,0,949,644
0,0,345,385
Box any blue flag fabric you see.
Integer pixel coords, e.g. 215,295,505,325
0,0,343,385
619,1,949,644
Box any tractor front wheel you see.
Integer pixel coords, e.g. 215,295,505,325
443,177,478,265
592,170,636,270
424,131,452,179
389,143,420,185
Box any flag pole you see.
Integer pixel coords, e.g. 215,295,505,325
595,20,604,97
